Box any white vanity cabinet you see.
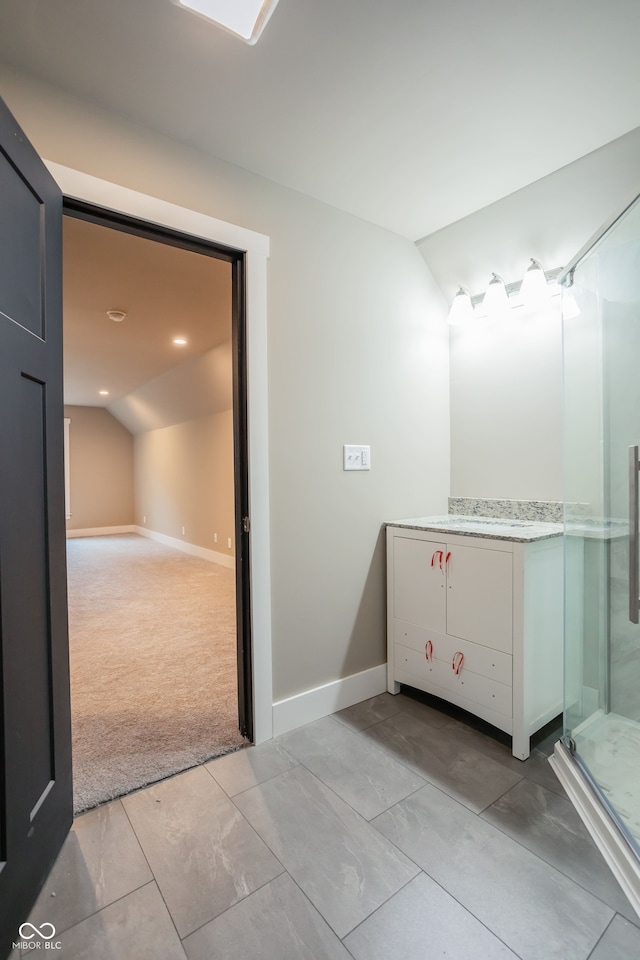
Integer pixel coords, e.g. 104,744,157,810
386,523,563,759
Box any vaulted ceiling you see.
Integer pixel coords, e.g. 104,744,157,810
62,215,232,425
1,0,640,241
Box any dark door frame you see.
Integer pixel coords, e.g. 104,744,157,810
63,198,254,740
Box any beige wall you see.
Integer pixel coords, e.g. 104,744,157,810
3,68,450,702
64,405,134,530
134,411,234,555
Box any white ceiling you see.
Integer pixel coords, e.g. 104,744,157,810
2,0,640,241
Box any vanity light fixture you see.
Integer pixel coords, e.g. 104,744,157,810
175,0,280,44
447,263,575,324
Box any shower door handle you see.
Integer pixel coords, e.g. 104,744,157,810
629,444,640,624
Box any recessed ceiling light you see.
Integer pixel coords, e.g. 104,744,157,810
99,390,109,396
175,0,280,44
107,309,127,323
173,337,188,346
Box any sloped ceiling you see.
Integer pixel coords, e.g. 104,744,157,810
1,0,640,241
63,215,232,433
108,342,233,435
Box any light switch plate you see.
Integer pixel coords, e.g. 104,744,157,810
343,444,371,471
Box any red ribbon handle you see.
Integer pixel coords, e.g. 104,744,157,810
425,640,433,662
452,651,464,675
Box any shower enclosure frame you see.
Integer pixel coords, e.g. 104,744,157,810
550,190,640,918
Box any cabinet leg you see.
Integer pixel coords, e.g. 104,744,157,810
388,680,401,695
511,732,531,761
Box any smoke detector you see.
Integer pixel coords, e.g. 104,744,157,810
107,309,127,322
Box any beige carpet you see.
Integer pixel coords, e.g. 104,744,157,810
67,534,247,813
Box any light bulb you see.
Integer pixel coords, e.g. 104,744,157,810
482,273,509,321
447,287,474,325
520,259,551,314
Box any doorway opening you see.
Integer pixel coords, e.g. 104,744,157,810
62,198,253,812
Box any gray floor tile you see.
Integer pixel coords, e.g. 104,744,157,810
55,882,186,960
333,692,446,731
532,722,563,758
481,778,637,921
373,782,614,960
344,872,519,960
277,716,425,819
520,748,569,797
439,718,525,771
234,765,419,938
206,739,298,796
588,915,640,959
441,718,567,797
183,873,351,960
27,799,152,934
364,712,522,813
122,765,283,937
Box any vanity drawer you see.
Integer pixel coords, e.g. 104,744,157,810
394,642,513,718
392,620,512,686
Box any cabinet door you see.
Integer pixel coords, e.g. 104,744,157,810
392,536,446,633
446,544,513,653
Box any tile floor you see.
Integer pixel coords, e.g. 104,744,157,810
21,692,640,959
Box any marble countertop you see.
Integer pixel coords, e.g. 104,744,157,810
385,514,563,543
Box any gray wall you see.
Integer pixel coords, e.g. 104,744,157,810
3,67,451,702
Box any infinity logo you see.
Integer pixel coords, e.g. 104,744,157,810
18,922,56,940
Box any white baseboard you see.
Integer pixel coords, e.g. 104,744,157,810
272,664,387,738
66,525,136,538
135,526,235,569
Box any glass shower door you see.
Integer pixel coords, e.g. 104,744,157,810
562,192,640,859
